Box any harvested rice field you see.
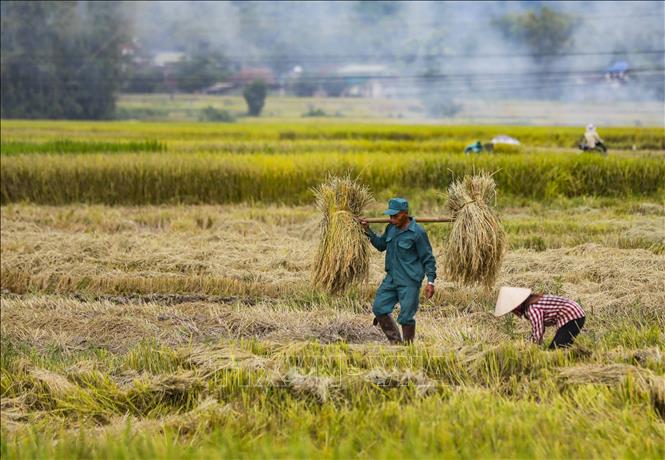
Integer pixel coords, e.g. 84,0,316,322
1,120,664,459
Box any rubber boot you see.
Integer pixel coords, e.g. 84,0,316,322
402,323,416,344
374,314,402,344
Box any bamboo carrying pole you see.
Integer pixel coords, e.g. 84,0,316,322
362,216,454,223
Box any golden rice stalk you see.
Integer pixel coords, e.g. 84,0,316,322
558,364,665,416
312,175,374,294
29,367,78,399
182,345,267,377
273,368,336,403
557,363,655,386
444,173,505,288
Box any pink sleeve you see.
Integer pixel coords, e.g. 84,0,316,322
528,307,545,344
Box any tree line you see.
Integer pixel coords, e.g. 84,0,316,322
2,1,661,119
1,1,126,119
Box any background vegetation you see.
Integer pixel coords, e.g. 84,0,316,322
0,2,126,119
2,121,663,207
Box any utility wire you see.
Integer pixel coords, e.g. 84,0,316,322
5,68,662,84
5,49,664,63
6,75,662,98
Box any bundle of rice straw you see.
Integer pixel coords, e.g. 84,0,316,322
444,173,505,288
312,175,374,294
557,364,665,416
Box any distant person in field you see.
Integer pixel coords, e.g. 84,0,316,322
464,140,484,154
357,198,437,344
494,286,586,349
579,124,607,153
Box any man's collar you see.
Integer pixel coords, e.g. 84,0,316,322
405,217,416,232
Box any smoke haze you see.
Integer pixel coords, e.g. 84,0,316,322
96,1,665,123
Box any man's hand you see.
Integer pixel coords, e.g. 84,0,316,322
425,283,435,299
354,216,370,233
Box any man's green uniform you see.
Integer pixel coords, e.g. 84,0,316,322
366,198,437,326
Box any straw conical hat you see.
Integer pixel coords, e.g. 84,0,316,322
494,286,532,317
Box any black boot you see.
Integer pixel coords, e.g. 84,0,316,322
374,315,402,344
402,323,415,344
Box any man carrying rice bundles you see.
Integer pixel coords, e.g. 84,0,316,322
357,198,436,345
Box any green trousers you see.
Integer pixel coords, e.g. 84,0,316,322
372,275,420,326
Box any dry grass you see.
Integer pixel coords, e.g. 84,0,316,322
27,364,78,399
444,173,506,288
84,396,235,440
273,368,338,403
181,345,268,376
558,363,657,385
3,237,663,353
365,368,436,397
2,204,663,327
0,296,391,353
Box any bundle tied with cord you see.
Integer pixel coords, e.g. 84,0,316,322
311,176,373,294
443,173,505,288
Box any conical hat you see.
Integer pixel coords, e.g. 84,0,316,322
494,286,532,317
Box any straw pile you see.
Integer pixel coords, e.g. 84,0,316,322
312,176,373,294
273,368,337,403
444,173,505,288
365,369,436,397
182,345,267,377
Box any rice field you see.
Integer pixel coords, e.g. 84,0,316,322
1,120,664,459
115,93,665,127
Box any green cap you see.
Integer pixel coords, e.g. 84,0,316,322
383,198,408,216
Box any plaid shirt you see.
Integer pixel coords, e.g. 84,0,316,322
524,295,585,344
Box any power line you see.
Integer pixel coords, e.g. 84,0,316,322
135,11,662,27
280,67,665,81
5,49,664,63
232,49,665,60
3,69,665,94
3,66,661,79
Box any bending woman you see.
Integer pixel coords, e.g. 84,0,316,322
494,286,586,349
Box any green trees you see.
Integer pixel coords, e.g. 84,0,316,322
492,6,578,98
493,6,578,61
171,48,230,93
1,1,127,119
243,79,267,116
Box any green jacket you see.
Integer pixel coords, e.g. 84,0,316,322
464,140,483,154
367,218,437,286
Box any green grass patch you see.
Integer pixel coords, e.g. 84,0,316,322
2,120,664,149
0,139,166,156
